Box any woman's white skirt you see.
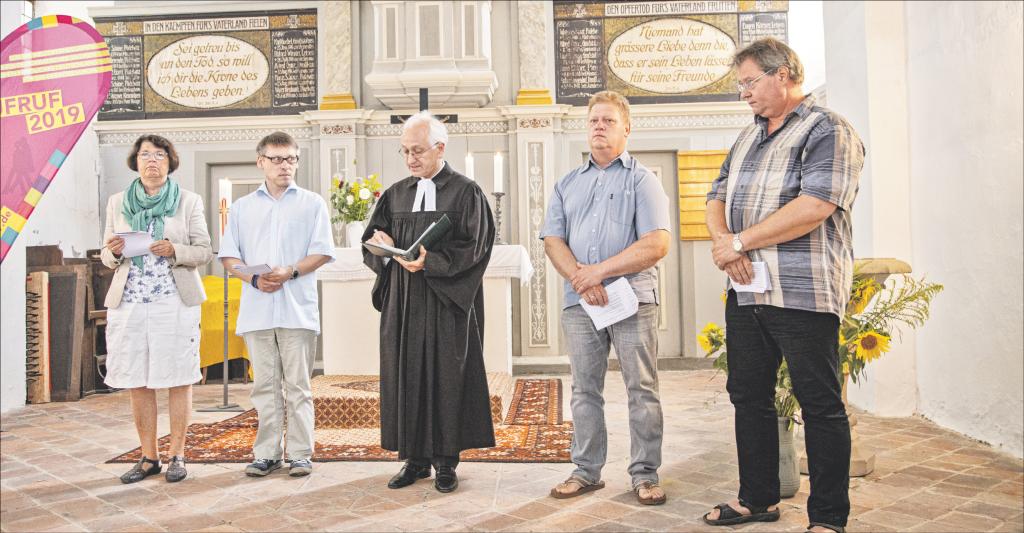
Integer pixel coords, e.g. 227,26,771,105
104,296,202,389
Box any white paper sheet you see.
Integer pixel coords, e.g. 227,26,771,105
579,277,640,330
115,231,153,258
731,261,773,293
231,263,272,275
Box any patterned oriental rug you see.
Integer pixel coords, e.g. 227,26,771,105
108,377,572,463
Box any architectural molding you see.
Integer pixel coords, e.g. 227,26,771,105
563,112,752,131
94,116,313,145
516,88,554,106
525,140,549,346
88,1,318,18
364,120,508,137
517,117,552,129
320,124,355,135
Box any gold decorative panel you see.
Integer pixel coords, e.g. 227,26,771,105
677,150,728,241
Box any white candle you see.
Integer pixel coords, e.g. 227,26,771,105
493,152,503,194
465,152,475,180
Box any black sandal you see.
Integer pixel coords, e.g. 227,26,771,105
165,455,187,483
702,500,781,526
807,522,845,533
120,456,162,484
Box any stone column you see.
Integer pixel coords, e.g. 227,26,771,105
320,1,357,109
515,1,553,105
499,104,572,358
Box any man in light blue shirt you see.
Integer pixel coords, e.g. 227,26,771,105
219,131,335,478
541,91,671,505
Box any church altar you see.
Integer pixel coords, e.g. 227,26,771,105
317,245,533,375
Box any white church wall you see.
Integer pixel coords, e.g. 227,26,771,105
823,1,920,417
904,0,1023,457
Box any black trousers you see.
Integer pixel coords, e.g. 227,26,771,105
408,455,460,470
725,290,850,527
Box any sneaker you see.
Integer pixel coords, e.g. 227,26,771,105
289,458,313,477
245,458,282,477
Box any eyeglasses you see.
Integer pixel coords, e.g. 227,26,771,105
398,142,439,159
737,68,778,93
138,151,167,161
261,154,300,165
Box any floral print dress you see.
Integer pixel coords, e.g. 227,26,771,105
122,223,178,303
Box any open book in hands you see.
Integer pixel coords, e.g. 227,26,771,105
362,214,453,262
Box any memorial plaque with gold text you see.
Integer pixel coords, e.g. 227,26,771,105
554,1,788,105
95,10,317,119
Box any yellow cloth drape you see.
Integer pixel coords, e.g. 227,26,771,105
200,275,250,371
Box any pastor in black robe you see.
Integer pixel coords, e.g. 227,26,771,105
362,162,496,460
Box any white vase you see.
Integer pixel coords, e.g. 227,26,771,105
778,417,801,498
345,221,366,248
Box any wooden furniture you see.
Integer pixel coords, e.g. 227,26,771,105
25,272,51,404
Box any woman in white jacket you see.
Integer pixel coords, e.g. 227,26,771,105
101,134,212,484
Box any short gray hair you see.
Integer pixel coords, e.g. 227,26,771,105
733,37,804,85
402,111,449,146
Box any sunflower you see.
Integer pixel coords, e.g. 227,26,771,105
848,280,880,315
698,334,713,353
854,331,890,362
702,322,720,335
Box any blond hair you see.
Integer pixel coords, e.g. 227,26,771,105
587,91,631,126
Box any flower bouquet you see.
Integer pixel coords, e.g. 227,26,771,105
840,271,944,383
330,174,382,225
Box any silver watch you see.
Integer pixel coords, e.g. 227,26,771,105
732,233,743,253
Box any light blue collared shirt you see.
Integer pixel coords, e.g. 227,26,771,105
539,151,671,309
219,182,336,335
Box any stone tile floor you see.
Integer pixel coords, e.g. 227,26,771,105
1,370,1021,532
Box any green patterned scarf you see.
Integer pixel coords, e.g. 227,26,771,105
121,177,180,269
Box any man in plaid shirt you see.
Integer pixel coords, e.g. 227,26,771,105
702,38,865,533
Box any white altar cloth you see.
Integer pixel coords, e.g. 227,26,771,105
317,245,533,375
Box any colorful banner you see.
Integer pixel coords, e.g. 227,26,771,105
1,15,112,262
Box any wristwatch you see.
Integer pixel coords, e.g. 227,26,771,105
290,266,300,280
732,233,744,253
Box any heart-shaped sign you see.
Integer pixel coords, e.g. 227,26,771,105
0,15,112,262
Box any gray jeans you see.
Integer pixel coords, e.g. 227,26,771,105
562,303,663,487
243,328,317,461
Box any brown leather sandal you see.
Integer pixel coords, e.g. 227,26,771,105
549,476,606,499
635,481,666,505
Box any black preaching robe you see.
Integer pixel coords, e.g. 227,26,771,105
361,162,496,459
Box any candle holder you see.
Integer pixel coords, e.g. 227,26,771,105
492,191,507,245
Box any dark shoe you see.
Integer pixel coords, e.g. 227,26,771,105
388,462,430,489
120,456,161,484
244,458,282,477
434,466,458,493
289,458,313,477
703,500,780,526
807,523,846,533
165,455,187,483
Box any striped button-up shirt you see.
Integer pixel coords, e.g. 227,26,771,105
708,94,865,318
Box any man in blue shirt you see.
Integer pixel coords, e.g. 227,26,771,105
219,131,336,478
540,91,672,505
